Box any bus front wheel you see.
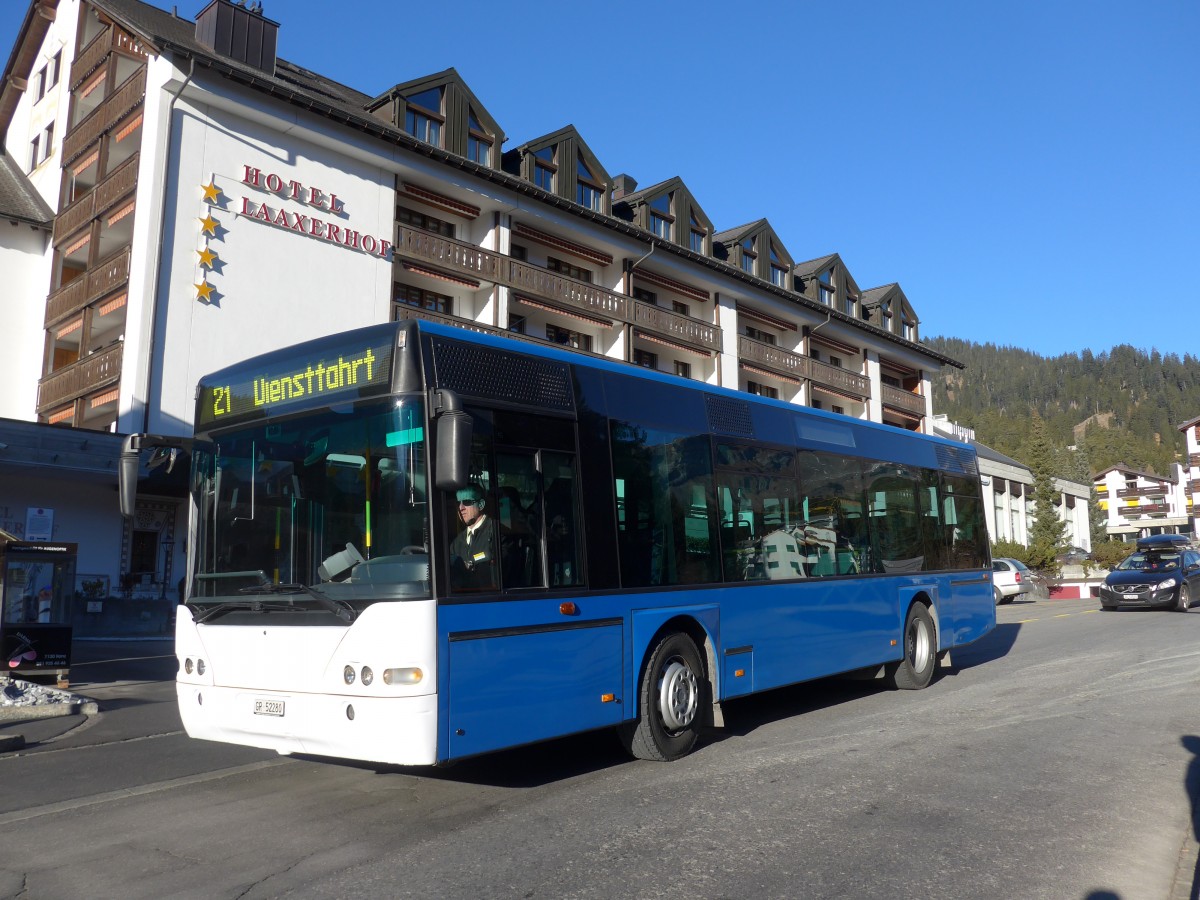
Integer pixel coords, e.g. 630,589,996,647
887,603,936,691
619,632,705,761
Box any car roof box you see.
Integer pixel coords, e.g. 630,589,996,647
1135,534,1190,551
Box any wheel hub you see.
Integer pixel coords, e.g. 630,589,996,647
658,659,699,732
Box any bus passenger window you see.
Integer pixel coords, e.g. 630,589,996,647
543,453,583,587
795,450,869,576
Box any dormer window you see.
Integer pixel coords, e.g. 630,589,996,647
741,237,757,275
649,193,673,240
902,313,916,341
819,268,834,306
533,146,556,192
770,243,787,287
467,110,492,165
405,87,444,146
843,293,857,317
577,157,604,211
689,212,706,253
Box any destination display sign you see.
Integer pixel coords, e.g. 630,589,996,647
196,330,397,429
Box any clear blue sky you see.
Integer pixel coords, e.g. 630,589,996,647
4,0,1197,359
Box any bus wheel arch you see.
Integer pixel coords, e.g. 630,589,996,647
886,597,937,691
619,619,712,761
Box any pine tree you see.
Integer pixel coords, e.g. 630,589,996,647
1026,413,1069,571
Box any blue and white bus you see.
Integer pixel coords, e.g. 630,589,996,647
120,319,994,765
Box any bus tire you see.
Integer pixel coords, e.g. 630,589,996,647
619,632,705,762
887,603,936,691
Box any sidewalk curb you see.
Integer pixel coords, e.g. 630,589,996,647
0,698,99,724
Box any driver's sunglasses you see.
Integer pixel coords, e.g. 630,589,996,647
457,499,479,507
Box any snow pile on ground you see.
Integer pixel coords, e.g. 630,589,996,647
0,677,77,708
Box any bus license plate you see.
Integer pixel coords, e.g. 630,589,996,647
254,698,285,717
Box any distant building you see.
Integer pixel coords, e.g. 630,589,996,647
1092,463,1190,542
1180,416,1200,537
931,417,1091,551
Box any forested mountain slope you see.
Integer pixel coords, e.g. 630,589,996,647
925,338,1200,479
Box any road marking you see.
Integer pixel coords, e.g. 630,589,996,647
0,758,289,825
1015,609,1101,624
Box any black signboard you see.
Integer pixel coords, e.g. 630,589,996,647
3,624,72,671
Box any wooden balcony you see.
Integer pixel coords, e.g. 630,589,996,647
62,68,146,165
36,342,123,414
1129,503,1170,515
45,247,131,327
70,25,149,92
881,384,926,416
738,335,810,381
507,259,629,323
632,300,721,352
809,358,870,399
1190,453,1200,467
393,224,722,352
393,225,503,283
1116,485,1167,499
53,154,139,246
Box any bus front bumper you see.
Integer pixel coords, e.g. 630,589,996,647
177,682,440,766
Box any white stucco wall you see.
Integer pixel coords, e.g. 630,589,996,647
0,224,50,420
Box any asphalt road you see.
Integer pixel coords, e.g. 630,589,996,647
2,596,1199,899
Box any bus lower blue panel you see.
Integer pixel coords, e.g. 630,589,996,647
447,623,625,759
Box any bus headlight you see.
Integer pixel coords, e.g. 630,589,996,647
343,665,355,685
360,666,374,686
196,659,205,676
383,667,423,685
184,658,193,675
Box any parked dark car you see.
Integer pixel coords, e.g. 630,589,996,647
1056,545,1090,565
1099,535,1200,611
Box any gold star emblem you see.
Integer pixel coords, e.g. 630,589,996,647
201,180,222,204
197,246,218,268
195,280,215,302
199,214,219,236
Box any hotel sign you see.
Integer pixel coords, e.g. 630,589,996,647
238,165,393,259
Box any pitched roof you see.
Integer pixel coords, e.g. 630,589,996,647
792,253,838,277
0,149,52,226
711,219,768,245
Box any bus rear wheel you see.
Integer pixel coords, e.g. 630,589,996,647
619,632,705,761
887,603,936,691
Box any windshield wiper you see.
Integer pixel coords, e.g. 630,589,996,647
241,581,357,623
191,598,295,625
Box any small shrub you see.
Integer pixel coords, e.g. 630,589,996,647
1088,541,1131,573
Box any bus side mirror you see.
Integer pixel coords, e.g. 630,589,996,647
435,409,472,491
431,389,472,492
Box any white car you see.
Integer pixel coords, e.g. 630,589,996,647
992,558,1034,604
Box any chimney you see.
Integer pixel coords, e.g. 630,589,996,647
611,173,638,200
195,0,279,76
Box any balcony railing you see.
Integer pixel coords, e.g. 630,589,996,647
507,259,629,323
880,384,926,416
62,68,146,164
632,300,722,352
393,225,503,283
1127,503,1171,515
1116,485,1167,499
809,358,870,399
45,246,131,327
738,335,810,381
36,342,123,414
70,24,149,92
53,154,139,246
1190,453,1200,467
393,225,724,353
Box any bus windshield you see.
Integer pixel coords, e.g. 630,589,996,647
191,396,430,604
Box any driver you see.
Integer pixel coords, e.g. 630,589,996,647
449,483,498,590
